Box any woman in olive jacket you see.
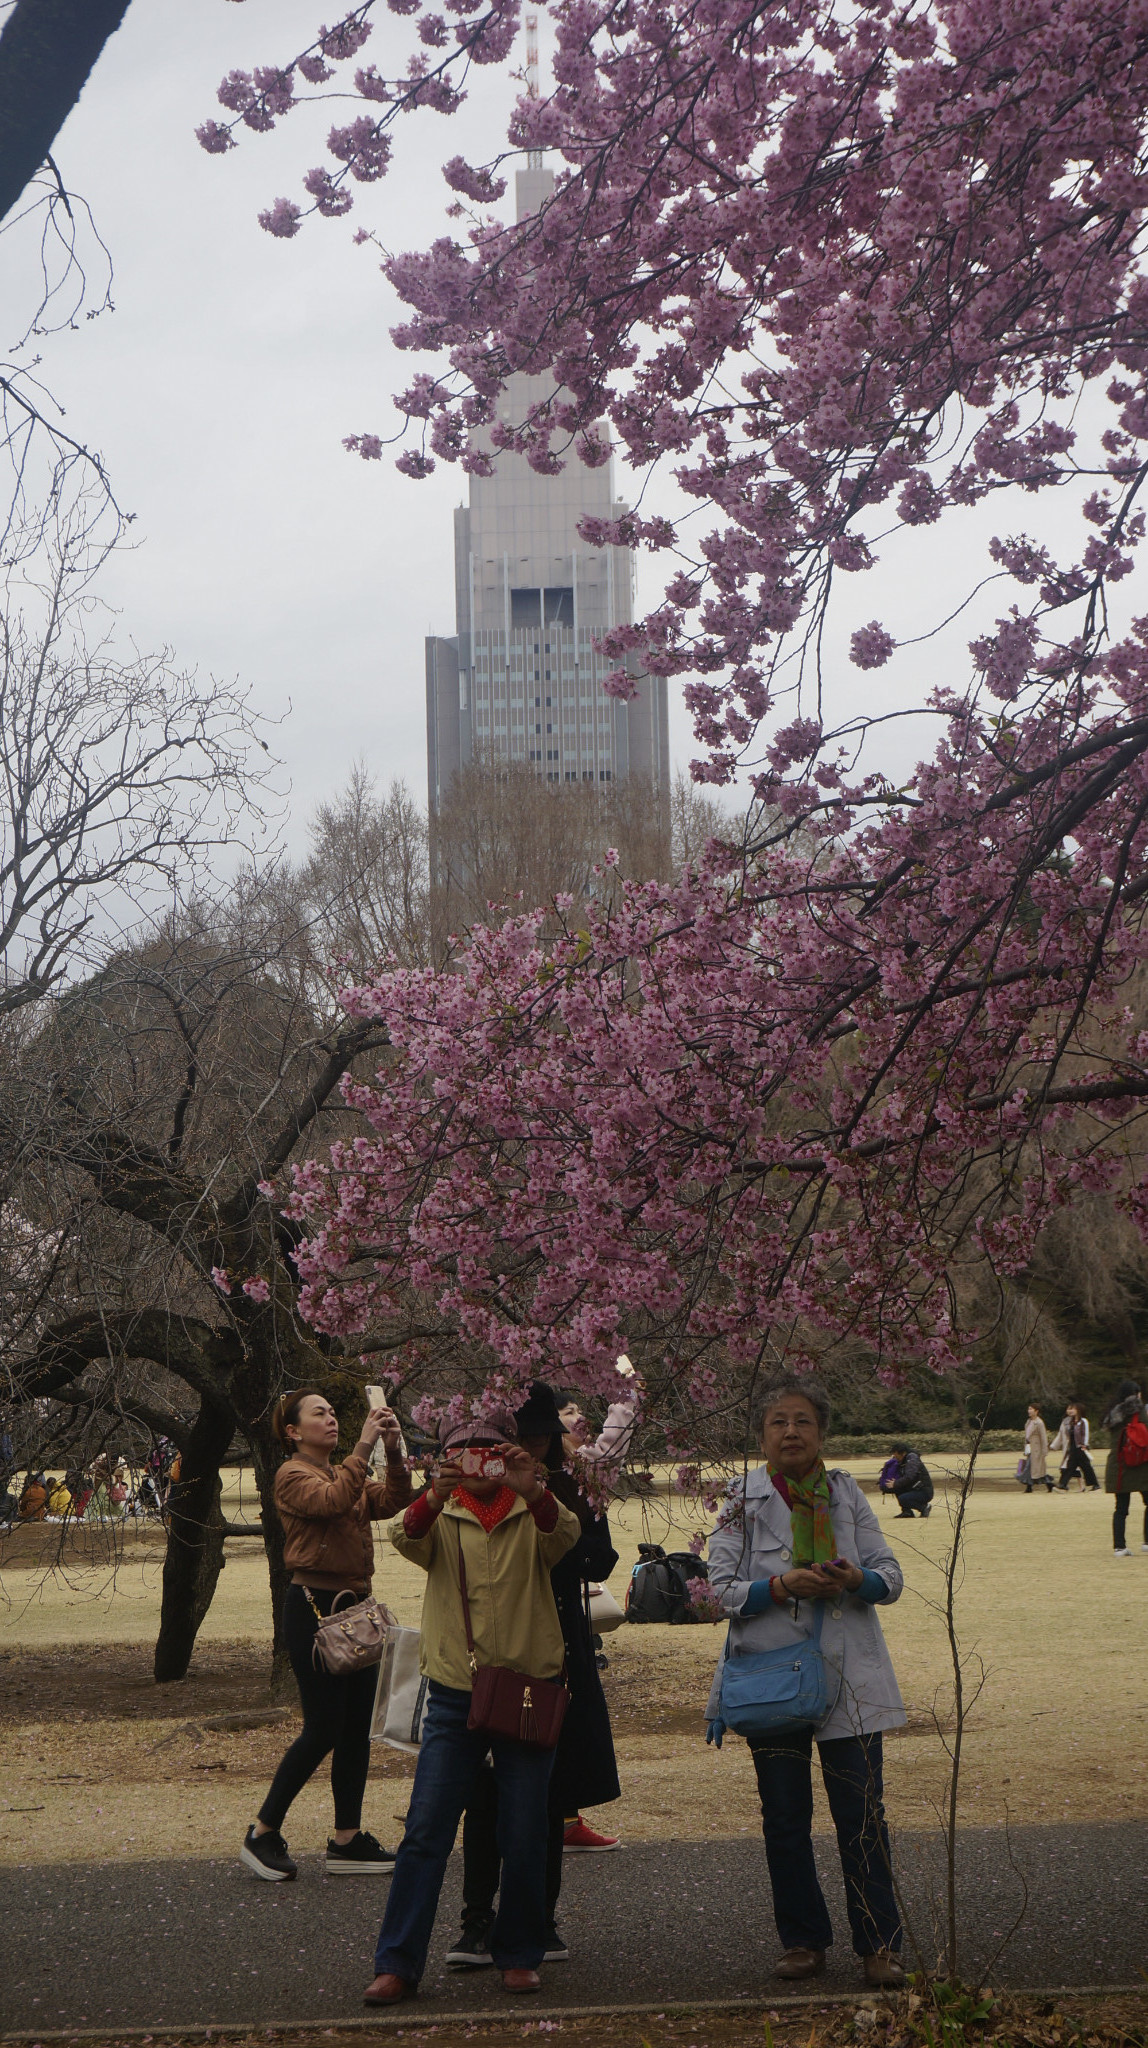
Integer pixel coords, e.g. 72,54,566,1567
453,1381,622,1965
241,1389,412,1883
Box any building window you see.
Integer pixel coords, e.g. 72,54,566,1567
511,589,541,628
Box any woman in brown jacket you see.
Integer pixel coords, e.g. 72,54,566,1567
241,1389,413,1883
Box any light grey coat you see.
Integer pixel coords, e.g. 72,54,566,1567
705,1465,907,1742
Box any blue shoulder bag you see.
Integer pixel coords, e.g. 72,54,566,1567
717,1601,830,1738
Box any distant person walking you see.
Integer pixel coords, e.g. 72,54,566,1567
884,1444,933,1518
1101,1379,1148,1557
1021,1405,1053,1494
1052,1402,1100,1492
241,1390,413,1882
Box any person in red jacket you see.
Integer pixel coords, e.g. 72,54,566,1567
1103,1379,1148,1556
241,1389,412,1882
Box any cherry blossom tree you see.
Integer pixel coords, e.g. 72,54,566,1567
282,613,1148,1449
203,0,1148,1444
203,0,1148,779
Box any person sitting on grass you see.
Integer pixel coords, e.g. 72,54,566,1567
364,1406,581,2007
18,1472,47,1520
885,1443,933,1518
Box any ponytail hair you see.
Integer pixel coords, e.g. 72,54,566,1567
273,1388,322,1452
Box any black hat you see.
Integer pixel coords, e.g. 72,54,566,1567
514,1380,564,1439
890,1442,911,1455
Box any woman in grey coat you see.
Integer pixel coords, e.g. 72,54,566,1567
706,1376,906,1989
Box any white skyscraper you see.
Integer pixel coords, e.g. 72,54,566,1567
425,166,670,818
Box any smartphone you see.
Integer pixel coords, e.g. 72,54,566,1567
364,1386,407,1467
458,1447,506,1480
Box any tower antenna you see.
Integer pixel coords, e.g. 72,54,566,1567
525,12,543,169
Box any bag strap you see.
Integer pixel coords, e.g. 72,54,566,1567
457,1518,570,1689
456,1527,478,1675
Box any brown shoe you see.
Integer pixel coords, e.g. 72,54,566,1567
363,1974,417,2006
501,1968,542,1993
773,1948,826,1981
863,1951,906,1989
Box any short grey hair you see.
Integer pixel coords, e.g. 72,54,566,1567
753,1375,831,1438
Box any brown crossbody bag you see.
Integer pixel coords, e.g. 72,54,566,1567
457,1527,569,1749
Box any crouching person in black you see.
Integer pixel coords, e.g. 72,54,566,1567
447,1381,621,1968
886,1444,933,1519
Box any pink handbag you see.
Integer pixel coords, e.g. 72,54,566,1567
306,1587,396,1674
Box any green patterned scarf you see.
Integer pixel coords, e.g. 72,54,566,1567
768,1460,835,1565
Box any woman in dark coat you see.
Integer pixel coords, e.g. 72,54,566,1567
1102,1378,1148,1556
448,1382,621,1966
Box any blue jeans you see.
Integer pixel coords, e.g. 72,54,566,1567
750,1730,901,1957
374,1681,555,1980
893,1488,930,1515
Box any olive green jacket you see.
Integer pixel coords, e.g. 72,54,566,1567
390,1491,581,1691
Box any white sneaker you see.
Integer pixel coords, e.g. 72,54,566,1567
1114,1547,1132,1558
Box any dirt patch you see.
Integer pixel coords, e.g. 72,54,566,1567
2,1992,1144,2048
0,1639,275,1727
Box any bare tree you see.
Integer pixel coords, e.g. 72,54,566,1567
1,800,445,1685
0,545,274,1015
432,756,670,944
670,768,739,872
296,763,432,975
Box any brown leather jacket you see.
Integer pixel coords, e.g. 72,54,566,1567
275,1451,414,1593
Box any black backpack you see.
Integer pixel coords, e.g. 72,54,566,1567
625,1544,708,1624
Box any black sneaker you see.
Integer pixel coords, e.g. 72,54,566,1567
241,1825,297,1882
325,1829,396,1874
544,1922,569,1961
445,1919,494,1967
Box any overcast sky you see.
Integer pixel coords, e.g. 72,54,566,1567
2,2,1114,864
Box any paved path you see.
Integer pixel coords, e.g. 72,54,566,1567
0,1826,1137,2034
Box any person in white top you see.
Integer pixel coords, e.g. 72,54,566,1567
1051,1402,1100,1491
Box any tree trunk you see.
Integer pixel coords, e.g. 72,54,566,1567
248,1429,293,1698
153,1396,235,1684
0,0,133,225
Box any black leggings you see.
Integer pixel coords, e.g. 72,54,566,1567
1114,1493,1148,1550
258,1585,378,1833
1058,1445,1099,1490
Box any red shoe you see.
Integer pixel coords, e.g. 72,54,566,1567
563,1817,620,1852
502,1969,542,1993
363,1974,417,2006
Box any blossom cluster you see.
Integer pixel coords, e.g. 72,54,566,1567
203,0,1148,807
287,628,1148,1441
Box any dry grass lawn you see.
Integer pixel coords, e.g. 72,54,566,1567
1,1453,1143,1865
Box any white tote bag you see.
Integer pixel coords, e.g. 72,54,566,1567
370,1625,430,1751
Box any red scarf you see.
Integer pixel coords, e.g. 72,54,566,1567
454,1484,516,1532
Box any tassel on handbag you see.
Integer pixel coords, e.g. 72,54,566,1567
457,1531,568,1750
